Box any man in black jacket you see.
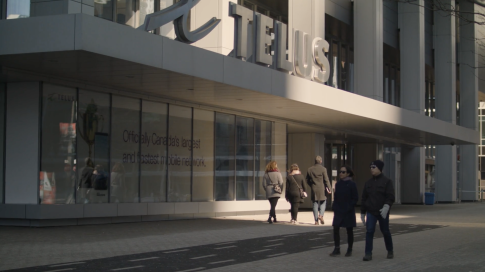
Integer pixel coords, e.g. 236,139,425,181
360,160,395,261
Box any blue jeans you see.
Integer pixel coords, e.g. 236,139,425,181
365,212,393,255
312,200,326,221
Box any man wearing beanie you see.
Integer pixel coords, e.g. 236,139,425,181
360,160,395,261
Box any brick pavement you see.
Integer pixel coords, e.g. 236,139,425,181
0,202,484,271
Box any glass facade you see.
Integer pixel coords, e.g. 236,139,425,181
6,0,29,19
0,84,5,203
38,84,284,204
95,0,165,31
40,84,77,204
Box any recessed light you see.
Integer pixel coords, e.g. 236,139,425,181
236,98,243,101
187,88,194,91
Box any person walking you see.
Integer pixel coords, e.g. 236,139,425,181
329,165,358,257
285,163,308,224
361,160,395,261
263,161,284,224
306,156,332,225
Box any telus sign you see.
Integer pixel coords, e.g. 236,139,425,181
138,0,330,83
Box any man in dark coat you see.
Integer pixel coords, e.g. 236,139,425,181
306,156,332,225
361,160,395,261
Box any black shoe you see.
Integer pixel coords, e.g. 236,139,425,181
267,216,273,224
387,251,394,259
345,249,352,257
329,248,340,257
273,216,277,223
363,255,372,261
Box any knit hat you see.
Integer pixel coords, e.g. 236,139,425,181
370,160,384,172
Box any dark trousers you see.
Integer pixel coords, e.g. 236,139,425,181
365,212,393,255
290,202,300,220
333,226,354,249
268,197,279,217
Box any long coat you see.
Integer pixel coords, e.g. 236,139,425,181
262,171,284,199
306,164,331,202
332,178,358,228
285,173,308,203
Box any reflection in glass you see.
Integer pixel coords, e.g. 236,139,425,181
331,41,339,89
141,101,167,202
236,117,254,200
77,90,110,204
167,105,192,202
193,109,214,202
111,96,140,203
348,48,354,92
94,0,114,21
6,0,29,19
137,0,155,28
341,45,347,91
40,84,77,204
384,64,389,103
215,113,235,201
255,120,272,200
117,0,135,26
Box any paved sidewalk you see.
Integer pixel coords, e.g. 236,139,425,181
1,202,484,271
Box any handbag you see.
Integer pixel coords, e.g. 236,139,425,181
290,175,307,198
266,173,282,194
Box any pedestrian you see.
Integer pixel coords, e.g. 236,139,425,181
329,165,358,257
361,160,395,261
306,156,332,225
263,161,284,224
77,157,94,204
285,163,308,224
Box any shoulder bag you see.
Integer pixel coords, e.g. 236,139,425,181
266,173,282,194
290,175,307,198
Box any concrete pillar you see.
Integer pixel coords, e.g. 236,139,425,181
30,0,94,17
459,0,479,201
434,0,456,124
398,1,425,204
434,0,457,202
353,143,381,204
399,0,425,113
435,146,457,202
401,146,425,203
287,133,325,208
5,82,40,204
354,0,383,101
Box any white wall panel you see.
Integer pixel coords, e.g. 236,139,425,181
5,83,40,204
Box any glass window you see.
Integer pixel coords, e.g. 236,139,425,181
341,45,347,91
117,0,136,27
384,64,389,103
40,84,77,205
236,117,254,200
192,109,214,202
390,67,396,105
0,85,5,203
110,96,140,203
77,90,110,204
215,113,235,201
255,120,271,200
274,122,286,184
140,101,167,202
94,0,114,21
331,41,339,89
6,0,29,19
348,47,354,93
167,105,192,202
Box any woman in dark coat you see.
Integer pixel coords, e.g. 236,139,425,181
330,165,358,257
285,163,308,224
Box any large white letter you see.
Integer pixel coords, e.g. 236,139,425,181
313,38,331,83
274,21,292,72
294,30,313,79
229,3,253,59
255,14,274,66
